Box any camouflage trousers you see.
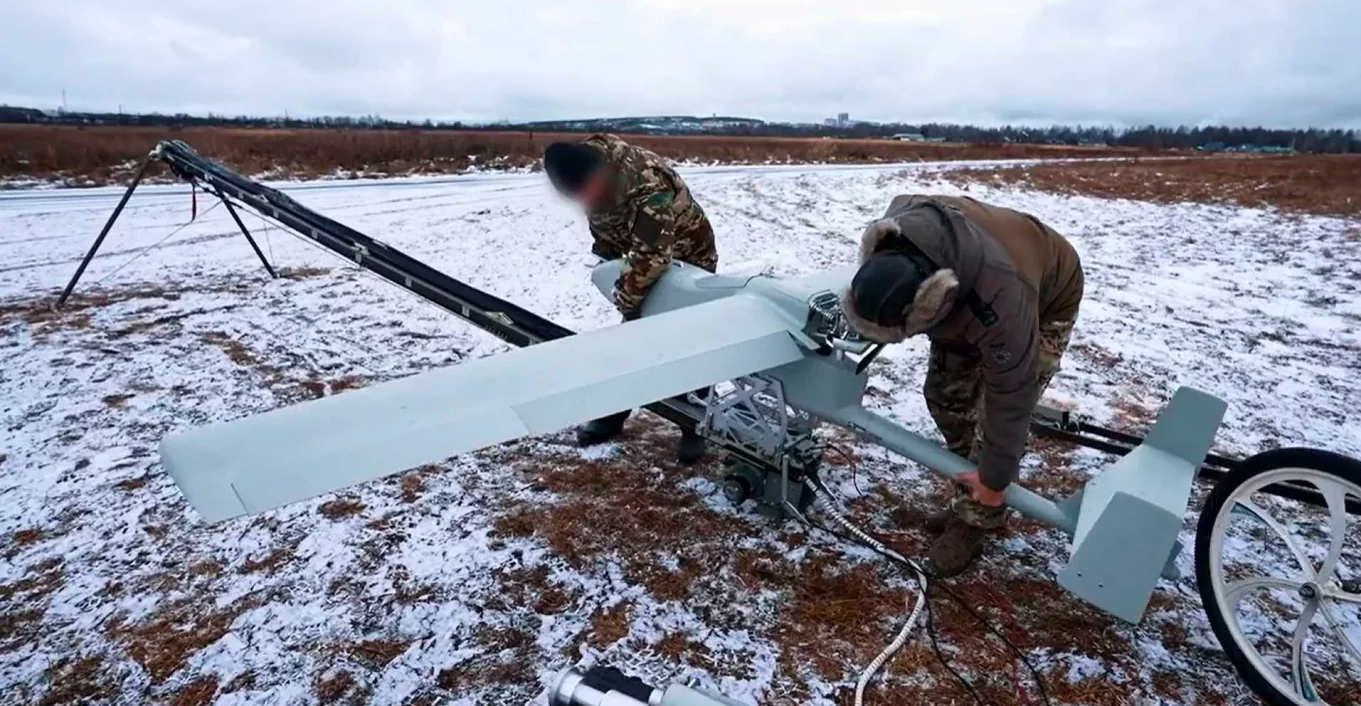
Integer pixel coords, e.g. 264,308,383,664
923,318,1076,529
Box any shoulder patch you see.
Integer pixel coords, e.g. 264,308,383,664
634,209,666,247
647,191,674,208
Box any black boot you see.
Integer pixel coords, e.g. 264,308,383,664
576,410,630,447
923,505,954,535
676,427,707,465
927,517,990,578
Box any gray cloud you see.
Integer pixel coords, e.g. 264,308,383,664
1,0,1357,127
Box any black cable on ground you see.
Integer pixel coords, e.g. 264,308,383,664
927,573,1052,705
803,475,1052,706
801,513,988,704
919,573,990,705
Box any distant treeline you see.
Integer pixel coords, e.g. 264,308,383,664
889,123,1359,153
2,105,1357,154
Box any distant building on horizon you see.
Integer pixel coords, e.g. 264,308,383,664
837,112,849,127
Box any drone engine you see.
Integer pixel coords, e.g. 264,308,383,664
695,374,820,519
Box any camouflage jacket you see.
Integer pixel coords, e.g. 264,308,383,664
584,134,717,318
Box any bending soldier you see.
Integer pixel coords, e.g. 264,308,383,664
543,134,719,464
842,194,1084,576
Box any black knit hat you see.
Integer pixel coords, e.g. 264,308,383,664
543,142,603,195
849,251,933,328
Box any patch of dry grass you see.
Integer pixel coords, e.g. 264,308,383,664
0,124,1160,186
104,596,261,684
944,154,1361,219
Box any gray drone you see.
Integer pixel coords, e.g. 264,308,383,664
162,253,1218,624
67,142,1361,706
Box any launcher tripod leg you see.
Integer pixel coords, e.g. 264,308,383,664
214,188,278,279
55,153,155,308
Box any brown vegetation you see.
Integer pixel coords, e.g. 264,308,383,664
106,600,246,683
12,529,46,546
944,154,1361,219
37,656,118,706
1,124,1156,186
169,675,220,706
350,639,411,669
314,669,360,704
0,558,65,653
318,496,366,520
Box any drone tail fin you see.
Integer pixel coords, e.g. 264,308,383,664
1057,386,1227,621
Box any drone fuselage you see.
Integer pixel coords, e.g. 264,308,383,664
593,259,1226,623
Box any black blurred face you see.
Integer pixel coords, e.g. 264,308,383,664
573,168,611,209
544,142,607,206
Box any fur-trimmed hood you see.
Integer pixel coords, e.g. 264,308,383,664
841,218,959,343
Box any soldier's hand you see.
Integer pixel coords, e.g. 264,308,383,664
958,471,1007,507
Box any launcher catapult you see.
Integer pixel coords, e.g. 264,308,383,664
63,141,1361,706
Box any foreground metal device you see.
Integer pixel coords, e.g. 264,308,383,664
551,665,747,706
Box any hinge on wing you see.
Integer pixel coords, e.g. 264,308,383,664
486,311,514,327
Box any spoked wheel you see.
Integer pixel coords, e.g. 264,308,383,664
1196,448,1361,704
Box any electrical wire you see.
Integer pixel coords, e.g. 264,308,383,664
804,474,1052,706
802,510,989,705
807,482,926,705
799,504,987,704
856,586,921,705
924,568,1052,705
920,573,990,705
822,441,866,498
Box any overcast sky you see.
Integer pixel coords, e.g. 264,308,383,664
2,0,1357,128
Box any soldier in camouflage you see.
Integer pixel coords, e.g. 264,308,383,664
543,134,719,463
841,194,1084,577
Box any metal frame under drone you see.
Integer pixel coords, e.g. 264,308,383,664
61,141,1360,706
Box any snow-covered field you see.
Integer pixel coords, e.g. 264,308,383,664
1,161,1359,705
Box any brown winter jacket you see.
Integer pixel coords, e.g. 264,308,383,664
841,195,1084,490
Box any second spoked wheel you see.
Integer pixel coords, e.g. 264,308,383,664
1195,448,1361,704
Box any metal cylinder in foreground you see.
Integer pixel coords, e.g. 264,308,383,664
550,665,749,706
551,665,655,706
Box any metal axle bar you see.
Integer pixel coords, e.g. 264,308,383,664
832,404,1077,534
1032,410,1361,515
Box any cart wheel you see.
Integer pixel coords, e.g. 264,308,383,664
1195,448,1361,705
722,473,753,505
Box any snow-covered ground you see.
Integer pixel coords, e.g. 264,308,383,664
1,160,1359,705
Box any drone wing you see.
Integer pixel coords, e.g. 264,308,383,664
161,294,805,523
